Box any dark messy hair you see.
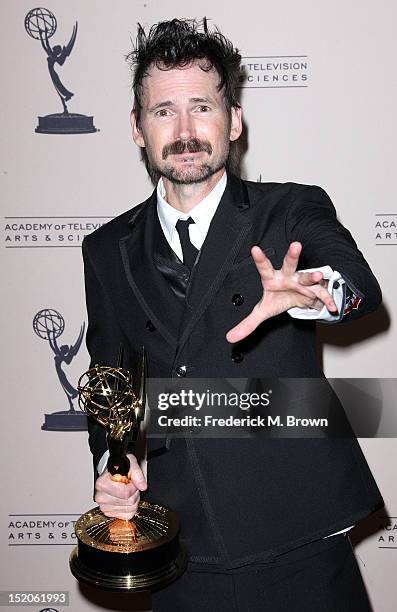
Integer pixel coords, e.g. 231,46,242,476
125,18,243,182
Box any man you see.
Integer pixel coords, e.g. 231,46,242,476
83,19,383,610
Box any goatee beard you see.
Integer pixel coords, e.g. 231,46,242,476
159,161,225,185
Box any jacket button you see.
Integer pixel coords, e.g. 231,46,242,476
232,293,244,306
232,351,244,363
146,320,156,332
175,365,187,377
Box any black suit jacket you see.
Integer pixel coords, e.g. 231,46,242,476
82,173,383,568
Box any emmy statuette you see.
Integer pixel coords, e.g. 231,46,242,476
69,351,187,592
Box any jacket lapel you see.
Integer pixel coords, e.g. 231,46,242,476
119,191,183,348
177,173,254,351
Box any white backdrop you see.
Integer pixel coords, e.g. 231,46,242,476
1,1,396,610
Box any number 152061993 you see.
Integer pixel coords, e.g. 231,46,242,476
0,591,68,606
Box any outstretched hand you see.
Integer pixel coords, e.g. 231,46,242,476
226,242,338,344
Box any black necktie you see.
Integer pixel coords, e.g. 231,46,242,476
175,217,199,269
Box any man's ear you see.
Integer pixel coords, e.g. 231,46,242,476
130,110,145,148
229,105,243,142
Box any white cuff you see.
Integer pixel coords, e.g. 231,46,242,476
96,450,109,476
287,266,344,322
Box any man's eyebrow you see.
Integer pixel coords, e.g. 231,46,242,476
148,97,215,113
148,100,174,113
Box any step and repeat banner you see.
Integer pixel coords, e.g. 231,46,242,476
1,1,396,610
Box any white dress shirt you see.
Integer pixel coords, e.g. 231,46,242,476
157,171,227,261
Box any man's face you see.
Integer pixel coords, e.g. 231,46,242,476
131,61,242,184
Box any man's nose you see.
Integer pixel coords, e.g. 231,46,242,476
175,111,195,141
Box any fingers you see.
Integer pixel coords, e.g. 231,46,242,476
95,489,140,519
127,453,147,492
95,491,140,519
251,245,274,277
226,302,265,344
101,510,136,520
253,242,337,312
304,283,338,313
281,242,302,276
296,273,337,312
296,270,324,286
96,490,139,507
96,472,137,500
98,505,138,520
252,243,306,291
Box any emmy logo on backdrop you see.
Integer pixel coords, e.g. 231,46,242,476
33,308,87,431
25,7,97,134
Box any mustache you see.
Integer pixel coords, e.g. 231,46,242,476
162,138,212,160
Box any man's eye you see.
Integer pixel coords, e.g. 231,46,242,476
195,105,210,112
156,109,171,117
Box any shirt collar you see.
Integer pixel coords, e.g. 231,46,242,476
156,171,227,245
